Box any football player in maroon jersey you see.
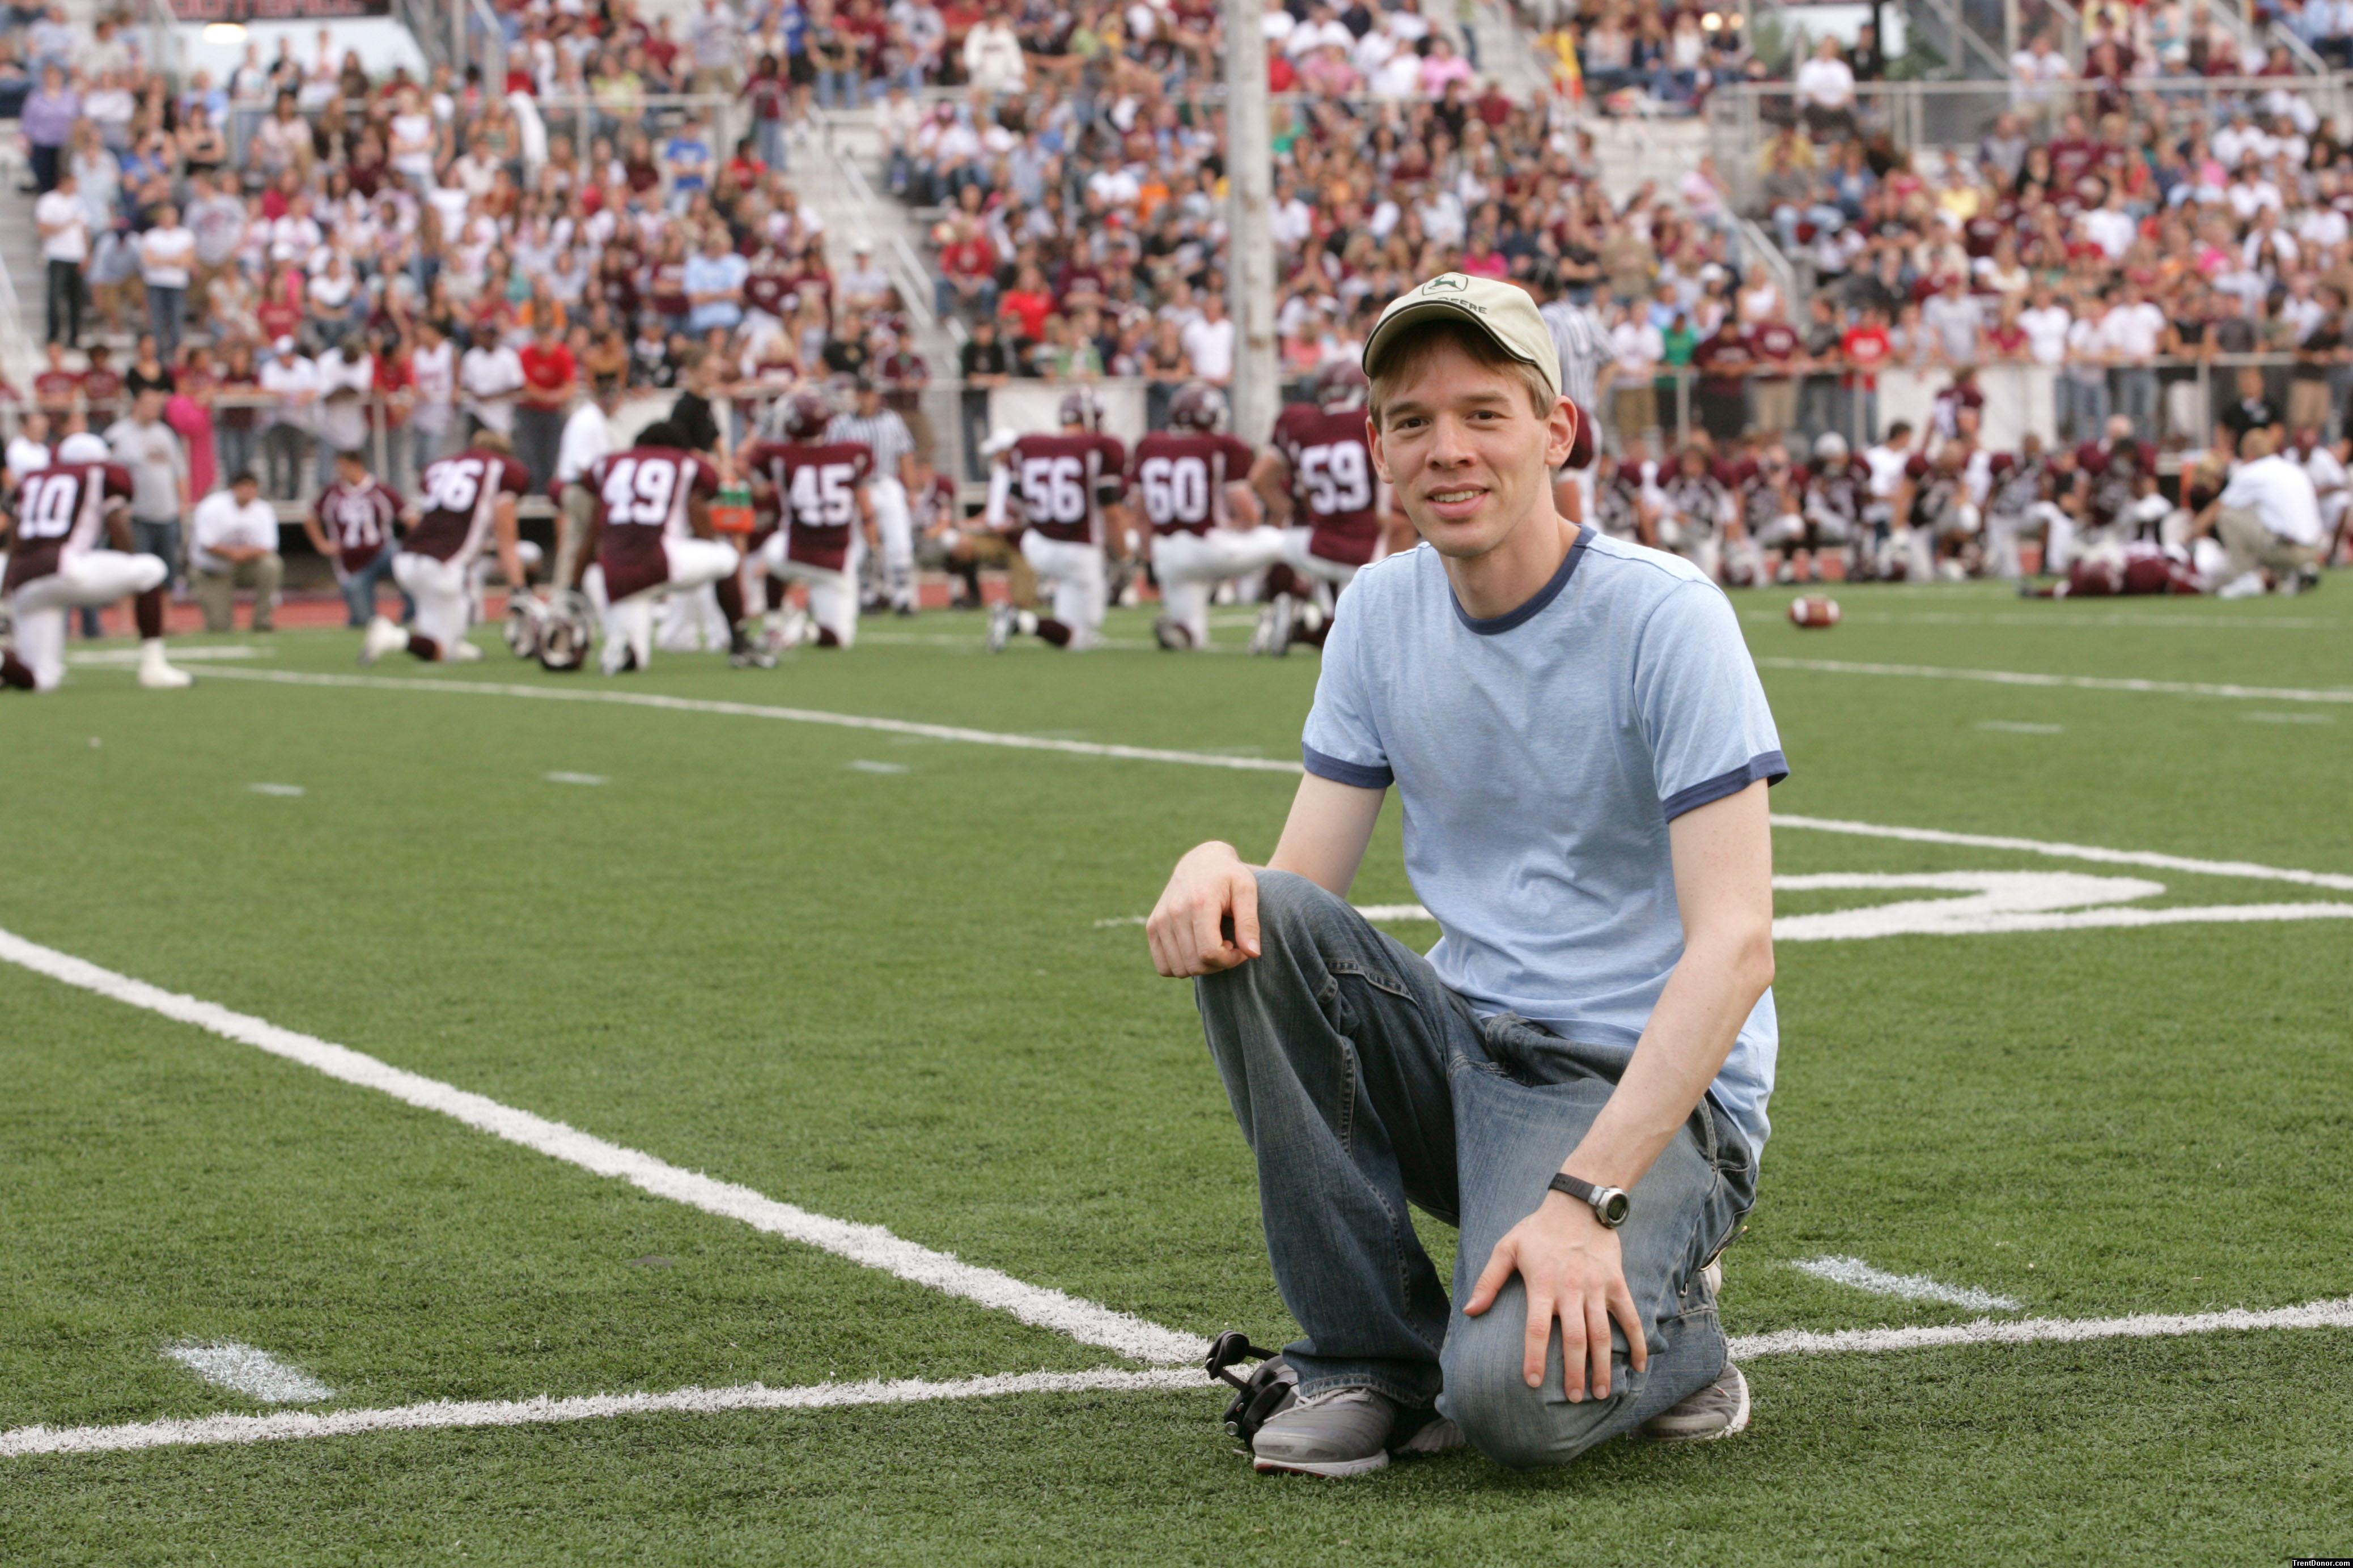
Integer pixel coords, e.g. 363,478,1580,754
1788,432,1868,583
365,431,536,665
1654,444,1736,582
1249,361,1399,655
986,389,1129,652
741,391,878,649
1131,383,1287,651
1,432,192,692
574,420,764,673
304,449,408,629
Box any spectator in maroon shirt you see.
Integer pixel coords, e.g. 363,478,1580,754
935,213,997,325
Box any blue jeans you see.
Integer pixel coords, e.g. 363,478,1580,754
131,518,182,590
215,423,256,486
2113,367,2158,442
757,117,787,173
1195,871,1754,1467
2062,376,2110,443
147,284,185,356
338,548,409,627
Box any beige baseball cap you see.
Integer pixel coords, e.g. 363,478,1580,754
1360,273,1561,402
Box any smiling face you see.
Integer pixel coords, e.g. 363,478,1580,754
1367,326,1574,562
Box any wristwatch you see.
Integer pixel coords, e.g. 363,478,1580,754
1548,1172,1631,1229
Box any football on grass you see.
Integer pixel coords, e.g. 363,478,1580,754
1789,596,1842,629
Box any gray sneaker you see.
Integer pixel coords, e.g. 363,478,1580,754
1253,1387,1397,1477
1640,1359,1751,1443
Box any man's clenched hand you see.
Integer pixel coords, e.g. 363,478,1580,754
1146,841,1261,977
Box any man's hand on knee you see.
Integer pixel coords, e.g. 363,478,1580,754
1462,1195,1649,1404
1145,842,1261,978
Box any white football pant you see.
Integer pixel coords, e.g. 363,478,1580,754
392,551,474,655
1019,532,1105,649
867,476,915,612
757,530,860,648
1152,526,1289,649
588,537,742,674
8,549,168,692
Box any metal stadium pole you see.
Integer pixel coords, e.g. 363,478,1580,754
1224,0,1280,448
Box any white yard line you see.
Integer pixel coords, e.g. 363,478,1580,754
1790,1256,2020,1313
183,669,2353,891
66,644,277,666
1755,656,2353,706
0,927,1207,1369
14,1292,2353,1459
164,1342,336,1404
0,1367,1203,1459
1742,610,2335,632
1728,1294,2353,1359
1769,813,2353,893
190,668,1304,774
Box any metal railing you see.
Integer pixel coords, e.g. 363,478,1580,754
1711,72,2353,210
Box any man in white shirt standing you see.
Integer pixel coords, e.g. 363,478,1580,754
104,389,190,592
189,470,285,631
407,319,457,481
2100,283,2167,443
459,330,525,445
135,202,197,357
1181,291,1237,386
257,336,319,499
36,168,88,347
554,375,623,590
2204,429,2325,596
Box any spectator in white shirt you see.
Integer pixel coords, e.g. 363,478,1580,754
407,320,457,478
961,17,1025,94
460,333,526,441
554,376,623,587
1920,278,1982,364
1795,38,1856,137
1608,308,1665,443
2081,190,2137,261
257,336,319,498
189,472,285,631
2100,284,2168,440
1180,291,1237,385
135,203,197,356
36,168,88,347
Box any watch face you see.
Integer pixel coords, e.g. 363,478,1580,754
1599,1190,1631,1227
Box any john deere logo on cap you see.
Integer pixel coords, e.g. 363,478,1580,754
1422,274,1469,294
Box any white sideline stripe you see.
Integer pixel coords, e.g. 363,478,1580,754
183,667,2353,891
1727,1295,2353,1361
1770,813,2353,893
68,644,277,666
1756,656,2353,705
2246,711,2335,725
164,1342,336,1405
0,928,1207,1370
0,1368,1203,1459
1790,1256,2020,1313
1742,609,2335,632
1974,720,2064,734
189,668,1305,774
16,1294,2353,1459
246,783,306,798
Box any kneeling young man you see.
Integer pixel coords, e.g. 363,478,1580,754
1147,274,1785,1477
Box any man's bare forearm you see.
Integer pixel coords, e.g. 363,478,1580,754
1557,924,1771,1193
1560,780,1774,1194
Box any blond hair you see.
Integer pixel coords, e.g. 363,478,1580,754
1367,318,1554,428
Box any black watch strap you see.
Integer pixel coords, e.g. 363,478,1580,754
1548,1172,1631,1227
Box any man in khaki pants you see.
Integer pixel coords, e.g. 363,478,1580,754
2202,430,2324,599
189,471,285,631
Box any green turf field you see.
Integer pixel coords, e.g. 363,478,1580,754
3,581,2350,1565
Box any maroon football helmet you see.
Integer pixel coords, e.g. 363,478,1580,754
781,389,833,441
1168,382,1226,432
1058,389,1104,431
1315,361,1370,411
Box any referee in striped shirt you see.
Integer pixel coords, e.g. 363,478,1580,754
826,379,922,615
1540,281,1613,521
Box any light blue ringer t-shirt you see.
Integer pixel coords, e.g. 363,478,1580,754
1301,527,1787,1153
